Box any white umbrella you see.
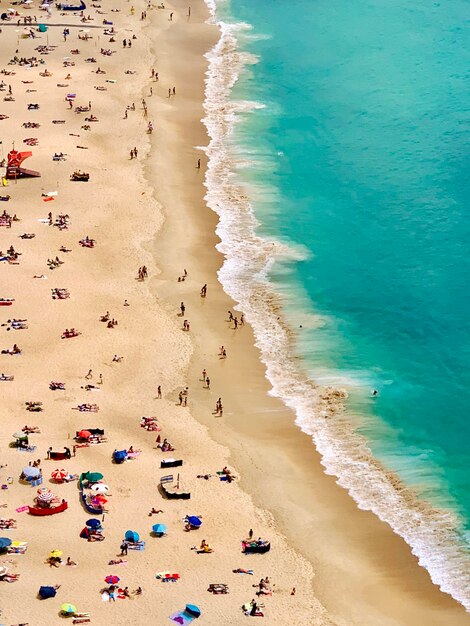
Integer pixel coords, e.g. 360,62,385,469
90,484,109,493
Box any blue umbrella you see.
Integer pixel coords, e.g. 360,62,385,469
86,518,101,529
0,537,12,549
125,530,139,542
187,516,201,527
152,524,167,534
39,585,57,599
22,466,40,478
185,604,201,618
113,450,127,462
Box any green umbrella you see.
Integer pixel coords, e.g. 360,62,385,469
13,431,27,440
84,472,103,483
60,603,76,614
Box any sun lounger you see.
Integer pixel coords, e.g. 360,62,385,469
160,459,183,468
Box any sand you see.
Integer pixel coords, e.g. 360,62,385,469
0,0,469,625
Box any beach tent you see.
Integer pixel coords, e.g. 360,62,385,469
186,605,201,618
39,585,57,599
0,537,12,549
60,603,76,615
125,530,139,543
152,523,167,537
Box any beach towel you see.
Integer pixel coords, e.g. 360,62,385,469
169,612,195,625
15,506,28,513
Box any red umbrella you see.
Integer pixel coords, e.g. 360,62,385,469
51,469,68,481
105,575,120,584
78,430,91,439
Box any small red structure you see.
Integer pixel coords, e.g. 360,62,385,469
6,150,40,179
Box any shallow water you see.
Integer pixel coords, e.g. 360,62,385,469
203,0,470,610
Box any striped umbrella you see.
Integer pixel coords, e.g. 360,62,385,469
51,469,68,481
37,491,54,503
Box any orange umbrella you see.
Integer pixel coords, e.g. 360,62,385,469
78,430,91,439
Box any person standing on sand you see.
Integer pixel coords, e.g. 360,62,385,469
240,313,245,326
169,11,173,20
178,391,183,405
197,158,201,169
202,369,207,382
205,376,210,390
157,385,162,399
180,302,185,316
172,86,176,96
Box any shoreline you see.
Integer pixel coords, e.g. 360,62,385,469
151,0,470,624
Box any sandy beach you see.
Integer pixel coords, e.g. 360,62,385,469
0,0,469,625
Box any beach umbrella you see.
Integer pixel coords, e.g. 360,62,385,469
187,516,202,528
0,566,8,576
125,530,139,542
91,495,107,505
86,518,101,529
113,450,127,462
0,537,12,549
51,468,68,481
22,466,40,478
13,431,27,439
84,472,103,483
37,491,54,503
185,604,201,618
105,575,120,584
78,430,91,439
49,549,63,558
60,603,76,615
39,585,57,599
152,523,167,535
90,483,109,493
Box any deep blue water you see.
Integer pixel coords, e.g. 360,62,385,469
221,0,470,529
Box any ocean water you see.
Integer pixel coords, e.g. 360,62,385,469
203,0,470,610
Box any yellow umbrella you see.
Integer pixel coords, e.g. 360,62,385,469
49,549,63,558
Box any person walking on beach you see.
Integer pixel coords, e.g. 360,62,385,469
169,11,173,20
202,368,207,382
180,302,186,316
120,542,128,556
178,391,183,405
228,310,233,322
168,88,171,98
157,385,162,399
172,86,176,96
205,376,210,390
200,283,207,297
233,317,238,329
85,369,92,380
197,158,201,169
240,313,245,326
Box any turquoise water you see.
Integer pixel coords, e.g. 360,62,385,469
204,0,470,607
